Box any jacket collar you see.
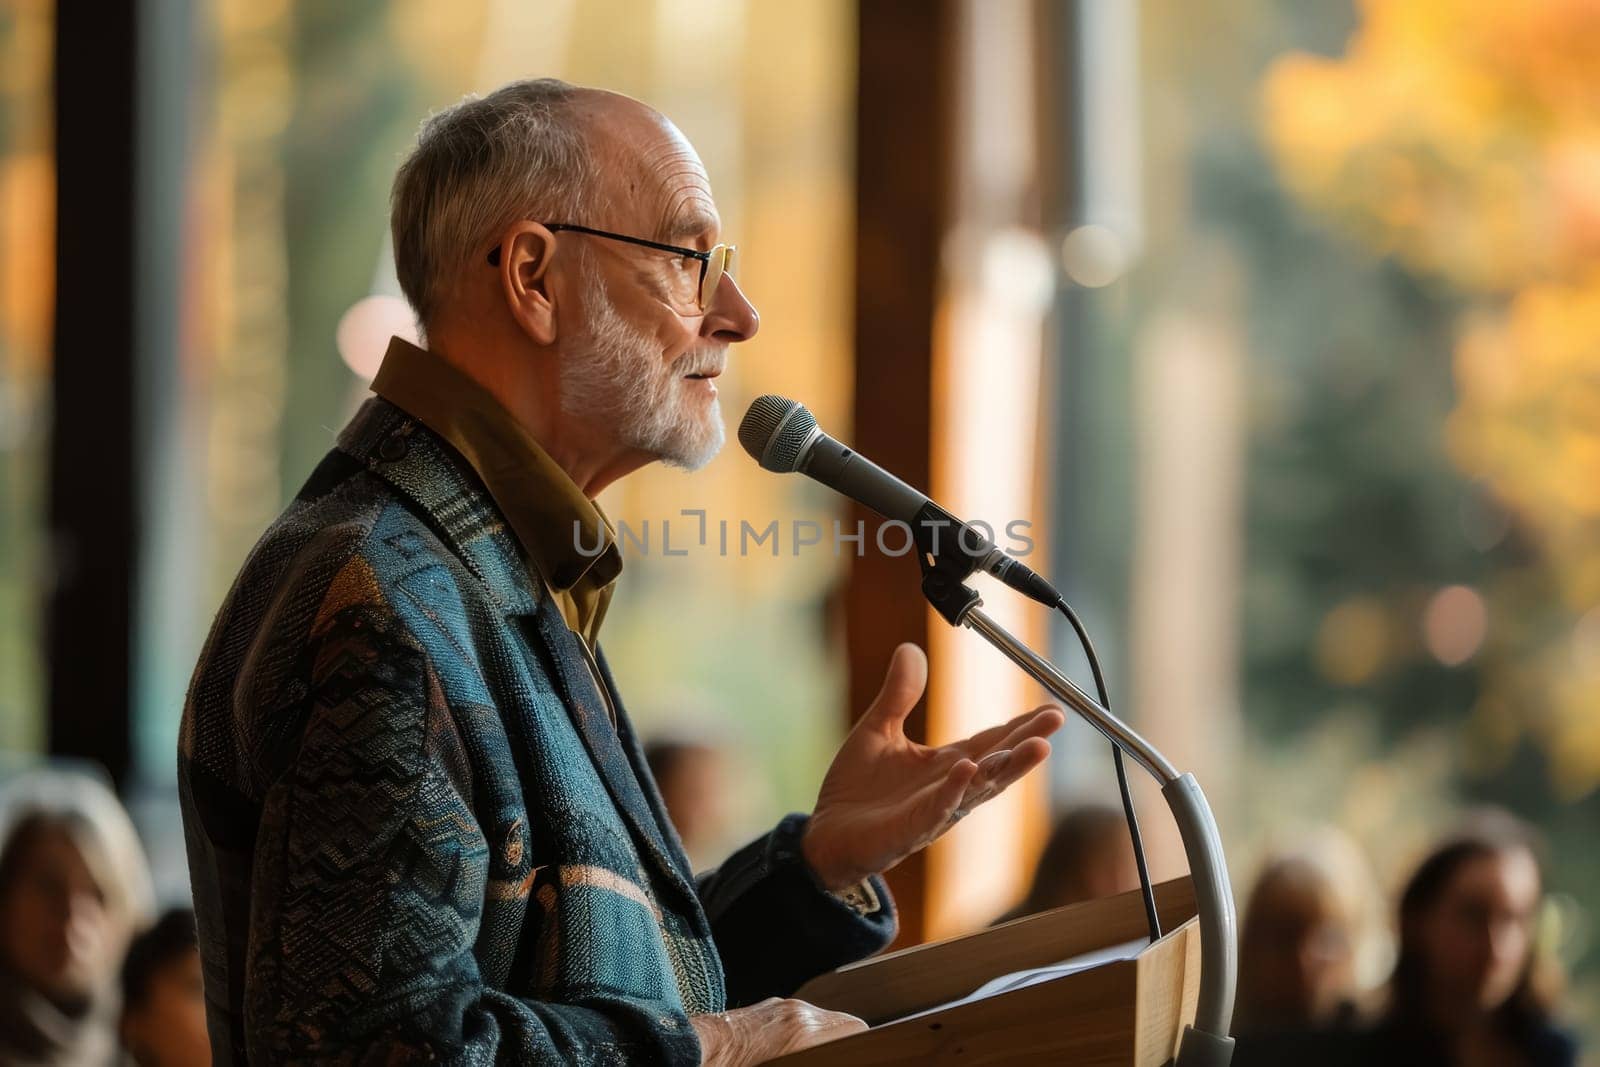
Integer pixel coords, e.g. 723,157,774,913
369,338,623,597
337,396,541,617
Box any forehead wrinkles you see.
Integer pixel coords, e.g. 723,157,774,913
632,138,717,240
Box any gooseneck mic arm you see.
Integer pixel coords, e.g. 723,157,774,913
739,395,1237,1067
959,607,1237,1066
915,503,1236,1067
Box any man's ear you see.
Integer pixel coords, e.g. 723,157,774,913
498,221,560,346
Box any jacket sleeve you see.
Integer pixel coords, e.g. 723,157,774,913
694,814,897,1008
243,600,701,1065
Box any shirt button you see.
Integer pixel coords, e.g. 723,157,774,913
378,432,410,462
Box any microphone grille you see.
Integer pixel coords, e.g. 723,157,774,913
738,395,817,473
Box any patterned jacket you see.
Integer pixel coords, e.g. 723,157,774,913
178,397,896,1065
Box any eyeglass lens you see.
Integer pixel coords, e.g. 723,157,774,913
699,245,737,309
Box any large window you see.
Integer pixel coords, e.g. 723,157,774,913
1051,0,1600,1034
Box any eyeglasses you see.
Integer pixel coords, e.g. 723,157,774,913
487,223,737,311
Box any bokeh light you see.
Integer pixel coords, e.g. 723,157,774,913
1060,223,1129,288
1421,584,1488,667
337,295,418,381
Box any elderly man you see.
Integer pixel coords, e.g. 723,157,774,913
178,79,1063,1065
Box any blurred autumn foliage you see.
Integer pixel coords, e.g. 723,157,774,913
1262,0,1600,798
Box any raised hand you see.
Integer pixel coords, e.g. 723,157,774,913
801,643,1065,891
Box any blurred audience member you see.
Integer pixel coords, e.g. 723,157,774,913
1232,831,1380,1065
1236,835,1374,1032
992,804,1139,924
120,908,209,1067
643,737,733,870
1368,812,1577,1066
0,769,154,1065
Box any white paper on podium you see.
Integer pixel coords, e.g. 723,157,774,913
894,936,1151,1023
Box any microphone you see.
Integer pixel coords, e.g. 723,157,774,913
738,395,1061,607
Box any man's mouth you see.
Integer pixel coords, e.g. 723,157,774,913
685,369,722,380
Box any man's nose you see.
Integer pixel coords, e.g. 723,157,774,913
702,272,759,343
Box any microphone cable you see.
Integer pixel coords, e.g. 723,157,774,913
1053,597,1162,945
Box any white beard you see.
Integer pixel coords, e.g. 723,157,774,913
559,264,726,471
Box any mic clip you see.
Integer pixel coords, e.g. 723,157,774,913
911,502,985,627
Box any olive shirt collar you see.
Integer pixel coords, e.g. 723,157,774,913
369,337,622,643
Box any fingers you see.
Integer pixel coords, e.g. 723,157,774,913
987,706,1065,759
779,999,868,1056
901,738,1053,859
959,736,1052,810
814,1007,869,1040
916,756,979,833
957,703,1065,758
975,747,1012,778
862,643,928,735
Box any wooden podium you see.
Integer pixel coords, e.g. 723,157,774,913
770,877,1203,1065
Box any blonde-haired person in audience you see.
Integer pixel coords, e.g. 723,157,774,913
0,768,154,1065
1232,828,1383,1066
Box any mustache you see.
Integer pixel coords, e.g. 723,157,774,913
671,346,728,378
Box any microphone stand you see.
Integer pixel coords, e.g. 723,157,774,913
916,520,1237,1067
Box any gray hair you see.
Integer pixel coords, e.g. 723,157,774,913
391,78,595,329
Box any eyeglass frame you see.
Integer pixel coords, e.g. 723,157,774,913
486,223,736,311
